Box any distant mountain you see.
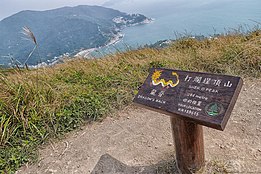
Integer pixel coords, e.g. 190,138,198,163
0,5,151,66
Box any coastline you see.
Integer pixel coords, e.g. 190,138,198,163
75,18,154,59
28,18,153,68
28,32,125,68
73,32,125,59
73,16,154,58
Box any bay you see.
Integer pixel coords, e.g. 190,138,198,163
95,0,261,55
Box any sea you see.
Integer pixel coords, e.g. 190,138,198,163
2,0,260,66
95,0,261,55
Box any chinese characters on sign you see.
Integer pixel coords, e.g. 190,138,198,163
133,68,243,130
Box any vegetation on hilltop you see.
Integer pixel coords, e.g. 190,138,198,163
0,30,260,173
0,5,149,66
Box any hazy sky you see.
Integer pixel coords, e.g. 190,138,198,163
0,0,108,20
0,0,166,20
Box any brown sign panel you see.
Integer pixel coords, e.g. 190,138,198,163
133,68,243,130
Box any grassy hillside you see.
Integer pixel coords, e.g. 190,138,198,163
0,30,260,173
0,5,149,65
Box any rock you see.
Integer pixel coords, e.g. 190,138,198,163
224,160,242,173
46,169,57,174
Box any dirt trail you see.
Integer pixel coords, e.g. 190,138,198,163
18,79,261,174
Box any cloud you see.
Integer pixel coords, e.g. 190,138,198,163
103,0,161,7
103,0,126,6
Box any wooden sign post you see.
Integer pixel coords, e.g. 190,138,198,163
133,68,243,174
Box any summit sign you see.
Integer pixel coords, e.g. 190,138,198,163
133,68,243,130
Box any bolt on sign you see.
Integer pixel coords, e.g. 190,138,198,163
133,68,243,130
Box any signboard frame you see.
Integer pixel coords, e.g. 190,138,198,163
133,68,243,130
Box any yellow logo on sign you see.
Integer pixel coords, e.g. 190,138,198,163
152,70,179,88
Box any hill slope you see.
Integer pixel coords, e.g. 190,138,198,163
0,30,260,173
0,5,150,65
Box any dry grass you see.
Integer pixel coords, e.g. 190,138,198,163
0,30,260,172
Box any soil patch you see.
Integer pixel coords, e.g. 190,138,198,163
18,79,261,173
